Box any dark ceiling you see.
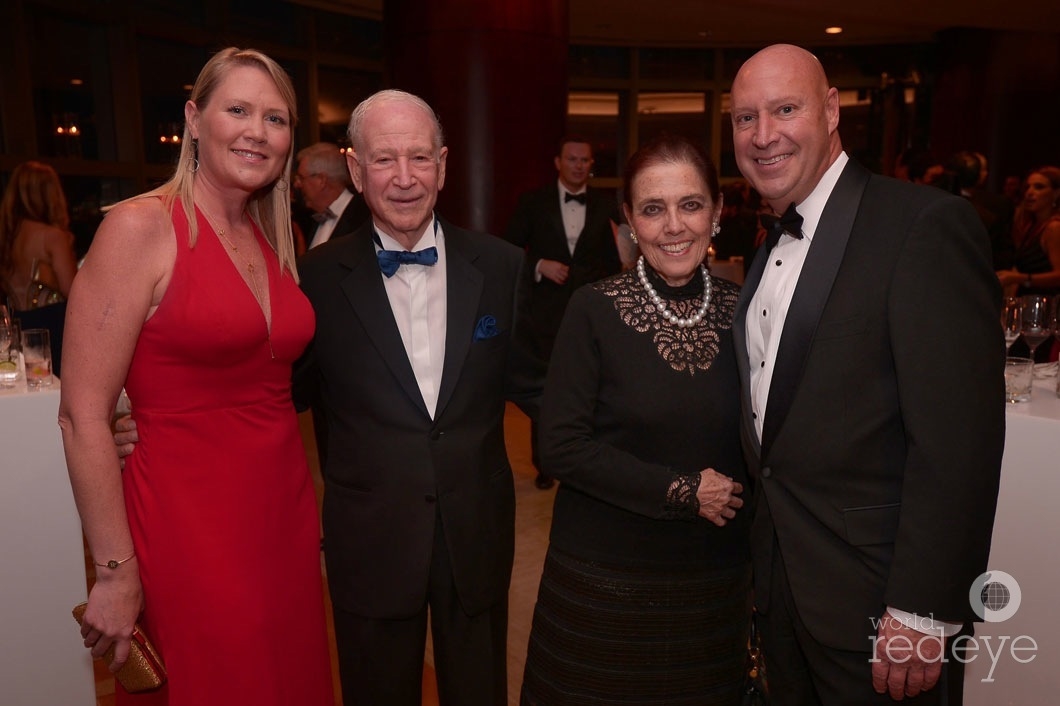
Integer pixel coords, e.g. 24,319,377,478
307,0,1060,47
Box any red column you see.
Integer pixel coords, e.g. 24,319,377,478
384,0,569,235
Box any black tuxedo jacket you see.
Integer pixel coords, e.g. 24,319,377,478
733,160,1005,651
504,183,621,357
295,217,540,619
316,191,370,247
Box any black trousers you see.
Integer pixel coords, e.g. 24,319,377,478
332,513,508,706
760,545,966,706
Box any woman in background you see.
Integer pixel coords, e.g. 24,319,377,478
59,48,332,705
0,160,78,374
0,160,77,308
521,134,751,705
997,166,1060,297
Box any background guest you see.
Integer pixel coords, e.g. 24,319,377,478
295,141,370,250
59,47,332,705
0,160,78,375
522,134,750,705
997,165,1060,297
713,179,760,276
945,150,1015,269
504,136,622,490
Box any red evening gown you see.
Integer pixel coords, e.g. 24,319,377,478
119,201,332,705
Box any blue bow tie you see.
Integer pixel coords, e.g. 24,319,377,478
376,246,438,277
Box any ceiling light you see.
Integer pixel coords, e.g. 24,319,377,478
825,26,843,35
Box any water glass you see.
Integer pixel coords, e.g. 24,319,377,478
1004,356,1034,403
20,328,53,388
0,320,22,389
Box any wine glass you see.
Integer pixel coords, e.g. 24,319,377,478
1001,297,1023,352
1019,294,1054,362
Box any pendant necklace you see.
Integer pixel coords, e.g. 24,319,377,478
199,205,275,359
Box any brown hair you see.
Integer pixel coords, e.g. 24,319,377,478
0,161,70,279
622,134,720,209
1014,165,1060,233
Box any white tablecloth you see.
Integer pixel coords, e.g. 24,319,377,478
965,372,1060,702
0,383,95,704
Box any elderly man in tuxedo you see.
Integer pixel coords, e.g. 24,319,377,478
504,137,621,489
295,90,539,706
729,44,1005,704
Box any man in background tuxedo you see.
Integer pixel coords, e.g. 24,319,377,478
295,141,370,250
730,44,1005,704
296,90,539,706
504,137,621,489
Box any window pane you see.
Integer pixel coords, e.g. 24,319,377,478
567,91,624,179
637,92,709,148
638,48,713,81
138,39,208,166
318,67,382,147
569,46,630,80
29,10,113,160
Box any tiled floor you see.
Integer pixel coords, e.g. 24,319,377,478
91,403,552,706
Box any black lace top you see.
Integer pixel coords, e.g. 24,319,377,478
538,265,750,568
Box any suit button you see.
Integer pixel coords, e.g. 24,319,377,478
424,494,437,504
761,467,772,478
429,429,444,441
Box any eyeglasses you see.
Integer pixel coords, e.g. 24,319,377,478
293,171,322,186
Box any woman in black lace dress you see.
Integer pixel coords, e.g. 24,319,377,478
521,135,751,705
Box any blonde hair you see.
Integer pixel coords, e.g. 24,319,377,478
0,160,70,280
135,47,300,278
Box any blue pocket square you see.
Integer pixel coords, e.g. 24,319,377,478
473,315,499,341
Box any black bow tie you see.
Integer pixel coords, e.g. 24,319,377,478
564,191,587,205
760,203,804,248
311,207,336,223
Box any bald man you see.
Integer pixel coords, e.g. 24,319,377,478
729,45,1004,704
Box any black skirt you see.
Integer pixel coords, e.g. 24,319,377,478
521,547,752,706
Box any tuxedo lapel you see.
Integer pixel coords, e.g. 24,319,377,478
436,225,484,417
734,242,771,458
761,161,871,453
337,232,431,418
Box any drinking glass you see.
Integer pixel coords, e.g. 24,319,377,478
1001,297,1022,352
20,328,53,388
0,320,22,388
1019,294,1053,361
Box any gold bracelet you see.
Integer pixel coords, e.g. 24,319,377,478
94,551,136,570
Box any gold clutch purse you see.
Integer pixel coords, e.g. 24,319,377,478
72,602,167,693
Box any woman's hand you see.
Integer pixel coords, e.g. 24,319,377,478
996,268,1023,287
80,563,143,672
696,469,744,527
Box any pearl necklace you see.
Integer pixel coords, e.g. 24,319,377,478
636,256,711,328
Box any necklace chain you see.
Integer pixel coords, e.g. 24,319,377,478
197,203,274,358
636,256,711,328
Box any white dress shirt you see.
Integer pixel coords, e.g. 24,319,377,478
374,218,447,419
746,152,848,441
309,189,355,249
745,151,959,638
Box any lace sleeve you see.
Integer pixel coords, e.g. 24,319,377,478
663,472,701,520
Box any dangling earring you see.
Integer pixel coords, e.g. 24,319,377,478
275,176,289,192
712,222,720,236
629,228,638,244
188,138,199,173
